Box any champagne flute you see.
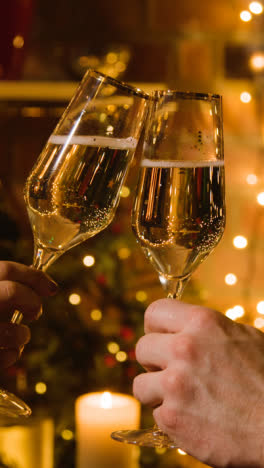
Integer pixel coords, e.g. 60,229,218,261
111,90,226,447
1,69,149,419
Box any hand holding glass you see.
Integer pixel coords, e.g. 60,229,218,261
112,90,226,448
0,69,149,419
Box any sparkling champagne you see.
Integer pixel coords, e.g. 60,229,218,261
132,159,225,281
25,135,137,256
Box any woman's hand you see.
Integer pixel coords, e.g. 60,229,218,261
133,298,264,468
0,261,58,368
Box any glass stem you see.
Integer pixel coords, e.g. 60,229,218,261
33,245,61,272
11,246,60,324
160,275,190,300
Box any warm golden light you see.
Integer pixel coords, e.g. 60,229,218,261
257,192,264,205
136,290,148,302
254,317,264,328
117,247,131,259
249,53,264,71
69,293,81,305
240,91,252,103
91,309,102,321
61,429,74,440
178,449,187,456
240,10,252,21
120,186,130,198
257,301,264,314
35,382,47,394
225,273,237,285
13,35,24,48
100,392,112,409
116,351,127,362
233,235,248,249
106,52,118,64
246,173,258,184
155,447,167,455
107,342,120,354
225,305,245,320
249,1,263,14
83,255,95,267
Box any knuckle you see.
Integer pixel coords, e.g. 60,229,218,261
162,367,187,397
171,334,195,361
156,404,179,433
3,281,17,302
0,262,13,281
192,307,215,331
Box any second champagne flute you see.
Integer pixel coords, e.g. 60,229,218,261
2,69,149,419
112,90,226,448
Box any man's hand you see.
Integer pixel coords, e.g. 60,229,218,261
0,261,58,368
133,298,264,468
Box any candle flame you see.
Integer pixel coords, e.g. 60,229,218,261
100,391,112,409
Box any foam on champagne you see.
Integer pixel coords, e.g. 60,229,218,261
48,134,138,149
141,159,224,168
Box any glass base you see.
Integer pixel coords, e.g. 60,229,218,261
0,389,31,420
111,427,179,448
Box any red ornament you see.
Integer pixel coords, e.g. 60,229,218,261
120,326,135,342
96,274,107,286
128,349,136,360
104,355,116,368
110,222,122,234
126,366,137,378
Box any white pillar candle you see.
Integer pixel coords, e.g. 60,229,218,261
0,417,54,468
75,391,140,468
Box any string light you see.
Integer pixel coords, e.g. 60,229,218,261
249,53,264,71
257,192,264,205
249,1,263,14
256,301,264,314
91,309,102,321
120,186,130,198
35,382,47,394
254,317,264,328
61,429,74,441
69,293,81,305
116,351,127,362
240,10,252,21
240,91,252,103
107,342,120,354
83,255,95,267
225,305,245,320
117,247,131,259
233,235,248,249
136,290,148,302
225,273,237,285
13,35,24,48
246,173,258,184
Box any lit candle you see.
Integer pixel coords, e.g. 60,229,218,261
0,417,54,468
75,391,140,468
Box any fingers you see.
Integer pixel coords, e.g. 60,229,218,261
0,280,43,321
0,323,31,368
136,333,176,370
0,350,20,368
0,323,30,348
0,261,58,297
144,298,216,334
133,371,163,408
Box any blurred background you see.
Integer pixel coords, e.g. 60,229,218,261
1,1,264,467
